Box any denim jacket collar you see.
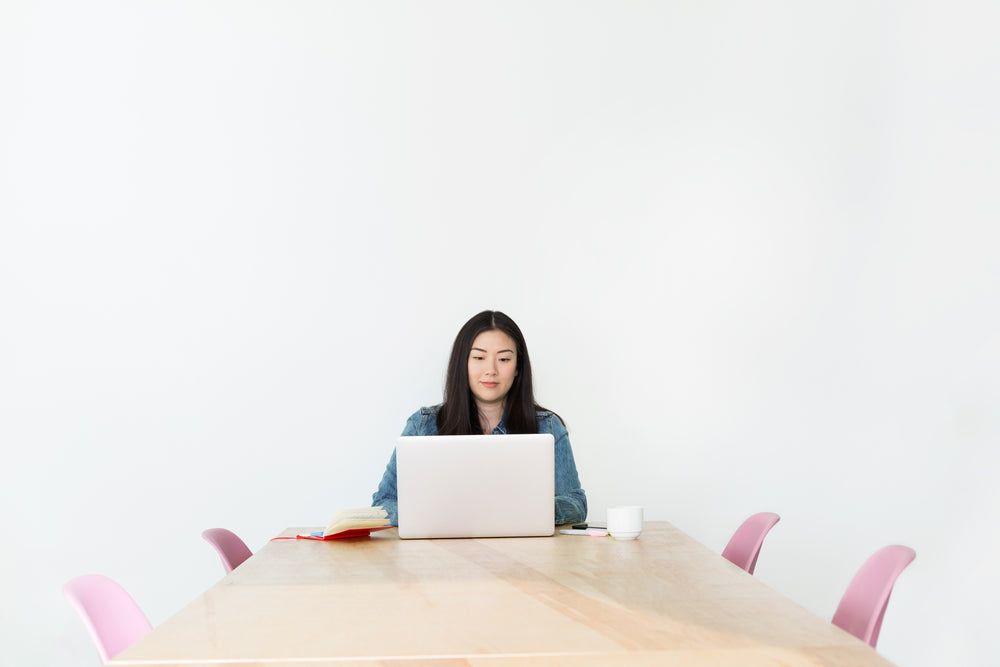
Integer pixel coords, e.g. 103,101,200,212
488,403,511,435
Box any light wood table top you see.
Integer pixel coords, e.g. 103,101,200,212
111,522,895,666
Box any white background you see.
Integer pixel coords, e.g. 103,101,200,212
2,2,997,666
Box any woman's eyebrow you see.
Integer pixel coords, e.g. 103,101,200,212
470,347,515,354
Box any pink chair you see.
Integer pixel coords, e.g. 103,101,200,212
721,512,781,575
832,544,916,648
63,574,153,665
202,528,253,574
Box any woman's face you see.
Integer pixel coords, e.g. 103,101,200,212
467,329,518,409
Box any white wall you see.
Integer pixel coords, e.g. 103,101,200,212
2,2,997,666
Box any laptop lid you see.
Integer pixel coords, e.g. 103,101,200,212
396,433,555,539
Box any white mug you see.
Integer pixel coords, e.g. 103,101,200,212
607,506,644,540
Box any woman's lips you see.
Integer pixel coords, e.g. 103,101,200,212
481,382,499,388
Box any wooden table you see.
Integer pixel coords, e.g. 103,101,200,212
111,522,895,666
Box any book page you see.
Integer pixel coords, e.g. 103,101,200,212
323,506,390,536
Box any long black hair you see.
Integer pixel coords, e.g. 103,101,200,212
437,310,547,435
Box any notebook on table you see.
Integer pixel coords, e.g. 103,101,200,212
396,433,555,539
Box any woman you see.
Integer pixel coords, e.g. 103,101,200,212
372,310,587,526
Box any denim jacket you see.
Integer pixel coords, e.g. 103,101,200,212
372,405,588,526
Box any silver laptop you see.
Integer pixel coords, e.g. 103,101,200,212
396,433,555,539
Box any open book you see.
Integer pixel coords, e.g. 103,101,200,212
297,507,392,540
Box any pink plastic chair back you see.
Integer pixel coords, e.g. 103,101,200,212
63,574,153,665
721,512,781,575
832,545,915,648
202,527,253,574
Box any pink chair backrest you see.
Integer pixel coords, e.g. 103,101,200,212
202,527,253,574
721,512,781,575
832,545,916,648
63,574,153,665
